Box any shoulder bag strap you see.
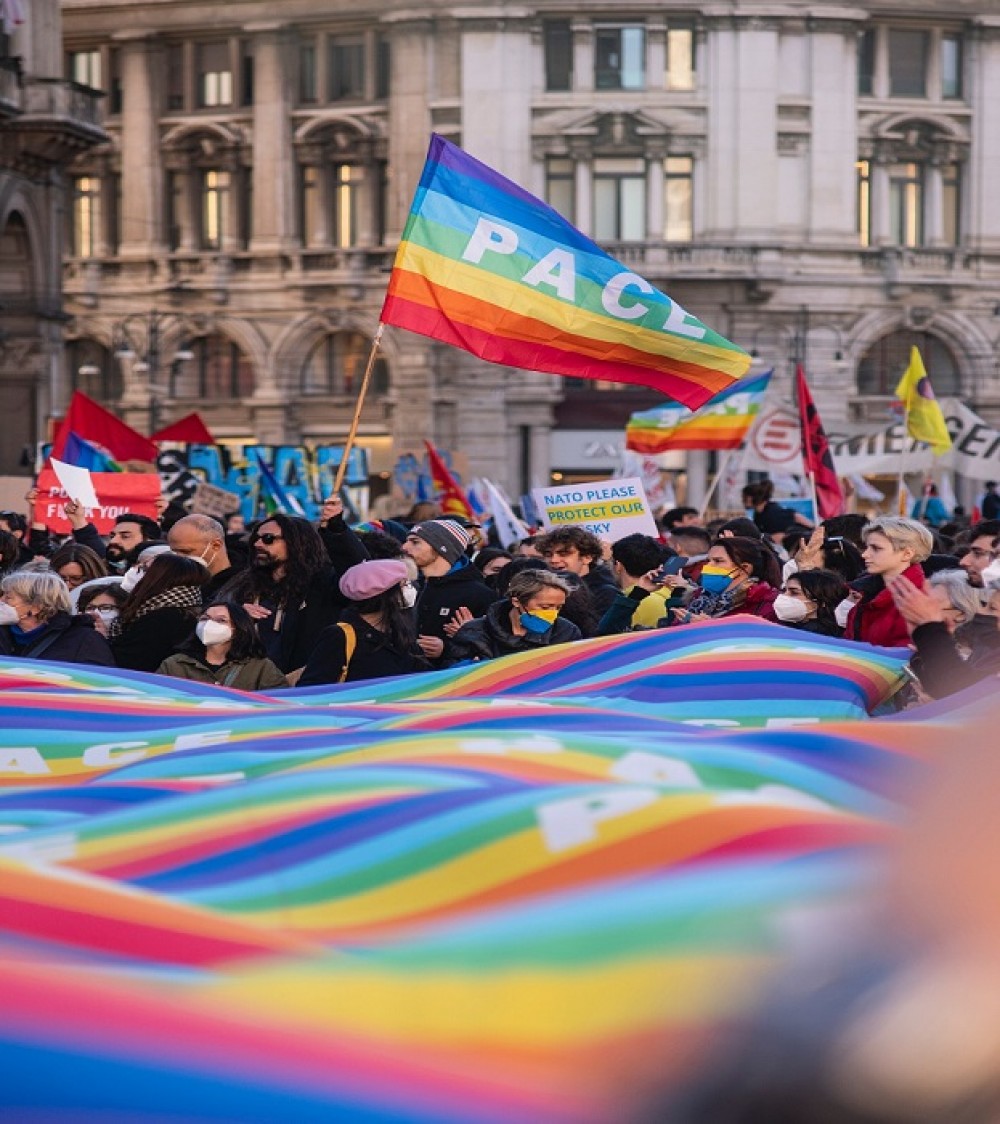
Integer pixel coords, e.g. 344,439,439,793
336,621,357,682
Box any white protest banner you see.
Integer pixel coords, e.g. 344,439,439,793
532,477,657,541
50,459,101,509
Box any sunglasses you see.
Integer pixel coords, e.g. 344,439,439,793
254,533,283,545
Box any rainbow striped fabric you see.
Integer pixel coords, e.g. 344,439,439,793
381,135,751,410
626,368,773,453
2,619,986,1121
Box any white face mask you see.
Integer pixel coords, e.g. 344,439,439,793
0,602,20,626
120,566,143,593
196,619,233,646
773,593,810,623
980,558,1000,587
834,598,854,629
401,582,418,608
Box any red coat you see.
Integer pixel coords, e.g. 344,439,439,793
724,581,779,621
846,562,924,648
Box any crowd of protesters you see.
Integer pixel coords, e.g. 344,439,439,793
0,475,998,704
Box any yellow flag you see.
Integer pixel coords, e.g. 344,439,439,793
894,346,952,455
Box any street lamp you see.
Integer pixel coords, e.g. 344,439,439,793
112,310,192,433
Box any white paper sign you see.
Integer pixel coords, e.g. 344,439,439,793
532,476,657,541
50,459,101,509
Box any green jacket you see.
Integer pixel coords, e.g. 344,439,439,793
158,651,288,691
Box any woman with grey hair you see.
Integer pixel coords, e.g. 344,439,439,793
0,570,115,666
443,569,581,665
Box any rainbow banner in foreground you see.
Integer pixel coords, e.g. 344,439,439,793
2,619,987,1121
626,368,773,454
381,135,751,410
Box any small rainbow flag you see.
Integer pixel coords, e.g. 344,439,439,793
626,368,773,454
381,135,751,410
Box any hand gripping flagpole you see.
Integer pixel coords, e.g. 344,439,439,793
332,323,385,495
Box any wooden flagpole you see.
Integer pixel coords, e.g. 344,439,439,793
333,323,385,495
698,449,734,522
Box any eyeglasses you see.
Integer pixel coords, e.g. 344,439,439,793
87,605,119,615
254,533,283,545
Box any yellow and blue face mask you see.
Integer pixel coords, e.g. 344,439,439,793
698,564,735,595
520,606,560,634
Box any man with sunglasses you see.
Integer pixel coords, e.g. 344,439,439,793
217,497,368,675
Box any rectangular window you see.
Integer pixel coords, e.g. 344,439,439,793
857,29,875,96
299,42,317,103
664,156,693,241
108,48,122,113
889,161,923,246
595,25,645,90
856,159,871,247
942,162,960,245
375,160,389,243
665,26,694,91
240,40,254,106
300,165,321,247
332,164,358,247
375,34,391,99
328,37,365,101
166,170,183,249
69,49,101,89
71,175,100,257
544,20,572,91
941,34,962,99
593,157,645,241
166,44,185,111
202,169,230,250
545,157,575,223
108,172,121,255
198,41,233,107
888,29,928,97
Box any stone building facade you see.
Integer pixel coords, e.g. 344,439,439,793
56,0,1000,500
0,0,105,475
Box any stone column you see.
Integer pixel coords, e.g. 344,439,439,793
967,21,1000,253
646,145,665,239
116,34,165,258
164,154,197,251
647,20,666,90
222,158,243,253
247,24,296,252
871,152,892,246
384,16,433,241
571,18,593,92
572,142,593,237
924,158,945,246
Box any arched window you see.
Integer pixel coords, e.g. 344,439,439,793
857,329,960,397
171,333,254,399
68,339,121,402
300,331,389,396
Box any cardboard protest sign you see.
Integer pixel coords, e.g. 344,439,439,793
35,470,161,534
532,477,657,541
189,482,242,519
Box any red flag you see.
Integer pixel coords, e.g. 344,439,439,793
150,413,216,445
51,391,159,464
423,440,473,520
796,366,843,520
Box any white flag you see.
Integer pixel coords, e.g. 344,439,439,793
482,479,528,550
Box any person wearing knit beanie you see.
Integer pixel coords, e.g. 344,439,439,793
406,520,471,569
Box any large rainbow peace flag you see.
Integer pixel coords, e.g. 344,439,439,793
0,618,986,1121
381,135,751,410
626,368,773,454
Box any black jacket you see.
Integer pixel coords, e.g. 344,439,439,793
112,606,199,672
582,563,622,618
414,558,497,640
298,607,429,686
443,598,581,665
0,611,115,666
911,619,1000,699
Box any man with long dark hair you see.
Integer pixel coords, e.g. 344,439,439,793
218,501,367,674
